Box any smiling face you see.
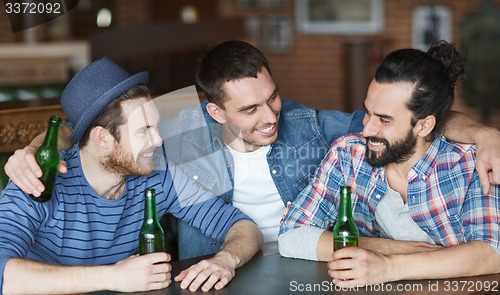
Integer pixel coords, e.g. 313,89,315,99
208,67,282,152
102,98,163,176
362,80,419,167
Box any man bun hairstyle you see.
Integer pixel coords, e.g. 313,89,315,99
426,40,466,89
375,40,466,134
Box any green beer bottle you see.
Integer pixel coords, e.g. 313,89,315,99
30,115,61,202
139,188,165,255
333,186,359,251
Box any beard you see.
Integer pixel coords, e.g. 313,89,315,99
365,129,417,167
101,142,154,177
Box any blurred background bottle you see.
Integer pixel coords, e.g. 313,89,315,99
333,185,359,251
139,188,165,254
29,115,61,202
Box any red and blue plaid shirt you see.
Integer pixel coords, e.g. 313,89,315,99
280,133,499,253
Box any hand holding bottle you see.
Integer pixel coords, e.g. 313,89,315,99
110,252,172,292
27,116,61,202
4,125,69,197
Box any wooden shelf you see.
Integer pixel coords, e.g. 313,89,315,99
0,101,65,153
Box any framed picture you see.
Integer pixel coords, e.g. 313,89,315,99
412,6,452,50
257,0,286,7
245,15,293,53
296,0,384,34
236,0,285,8
236,0,258,7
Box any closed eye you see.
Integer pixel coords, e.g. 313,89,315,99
244,108,257,115
380,117,390,124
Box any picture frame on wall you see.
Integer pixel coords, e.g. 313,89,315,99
412,5,452,50
262,15,293,52
245,14,293,53
296,0,384,34
236,0,285,8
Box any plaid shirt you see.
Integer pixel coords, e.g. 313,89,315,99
280,133,500,253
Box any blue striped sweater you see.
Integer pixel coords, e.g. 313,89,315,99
0,145,250,290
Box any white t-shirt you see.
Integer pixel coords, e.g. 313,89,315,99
227,145,285,243
375,186,435,244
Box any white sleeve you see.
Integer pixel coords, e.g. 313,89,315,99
278,225,325,261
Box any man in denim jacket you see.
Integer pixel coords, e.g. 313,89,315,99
6,41,500,260
164,41,500,259
169,97,364,258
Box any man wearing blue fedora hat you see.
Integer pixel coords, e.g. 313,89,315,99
0,57,263,294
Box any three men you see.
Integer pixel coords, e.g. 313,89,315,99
4,40,500,262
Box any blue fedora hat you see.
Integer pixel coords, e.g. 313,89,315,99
61,57,149,142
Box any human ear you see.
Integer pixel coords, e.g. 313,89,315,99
206,102,227,124
91,126,114,149
416,115,436,138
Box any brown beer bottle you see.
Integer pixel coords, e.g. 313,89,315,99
30,115,61,202
139,188,165,254
333,186,359,251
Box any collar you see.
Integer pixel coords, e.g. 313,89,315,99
410,133,445,181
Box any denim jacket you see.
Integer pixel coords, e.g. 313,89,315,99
163,99,364,259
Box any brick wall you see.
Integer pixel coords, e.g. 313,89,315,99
0,0,499,127
219,0,500,128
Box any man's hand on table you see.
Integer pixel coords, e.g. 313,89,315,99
174,250,238,292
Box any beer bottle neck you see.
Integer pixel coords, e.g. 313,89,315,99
143,194,159,223
338,191,353,221
42,116,60,149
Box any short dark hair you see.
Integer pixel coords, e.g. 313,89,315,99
196,40,272,108
79,85,151,148
374,40,466,134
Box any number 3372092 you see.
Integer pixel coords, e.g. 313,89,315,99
443,280,499,292
5,2,62,14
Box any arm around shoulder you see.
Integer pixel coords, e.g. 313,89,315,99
3,125,72,196
316,109,365,145
442,111,500,192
